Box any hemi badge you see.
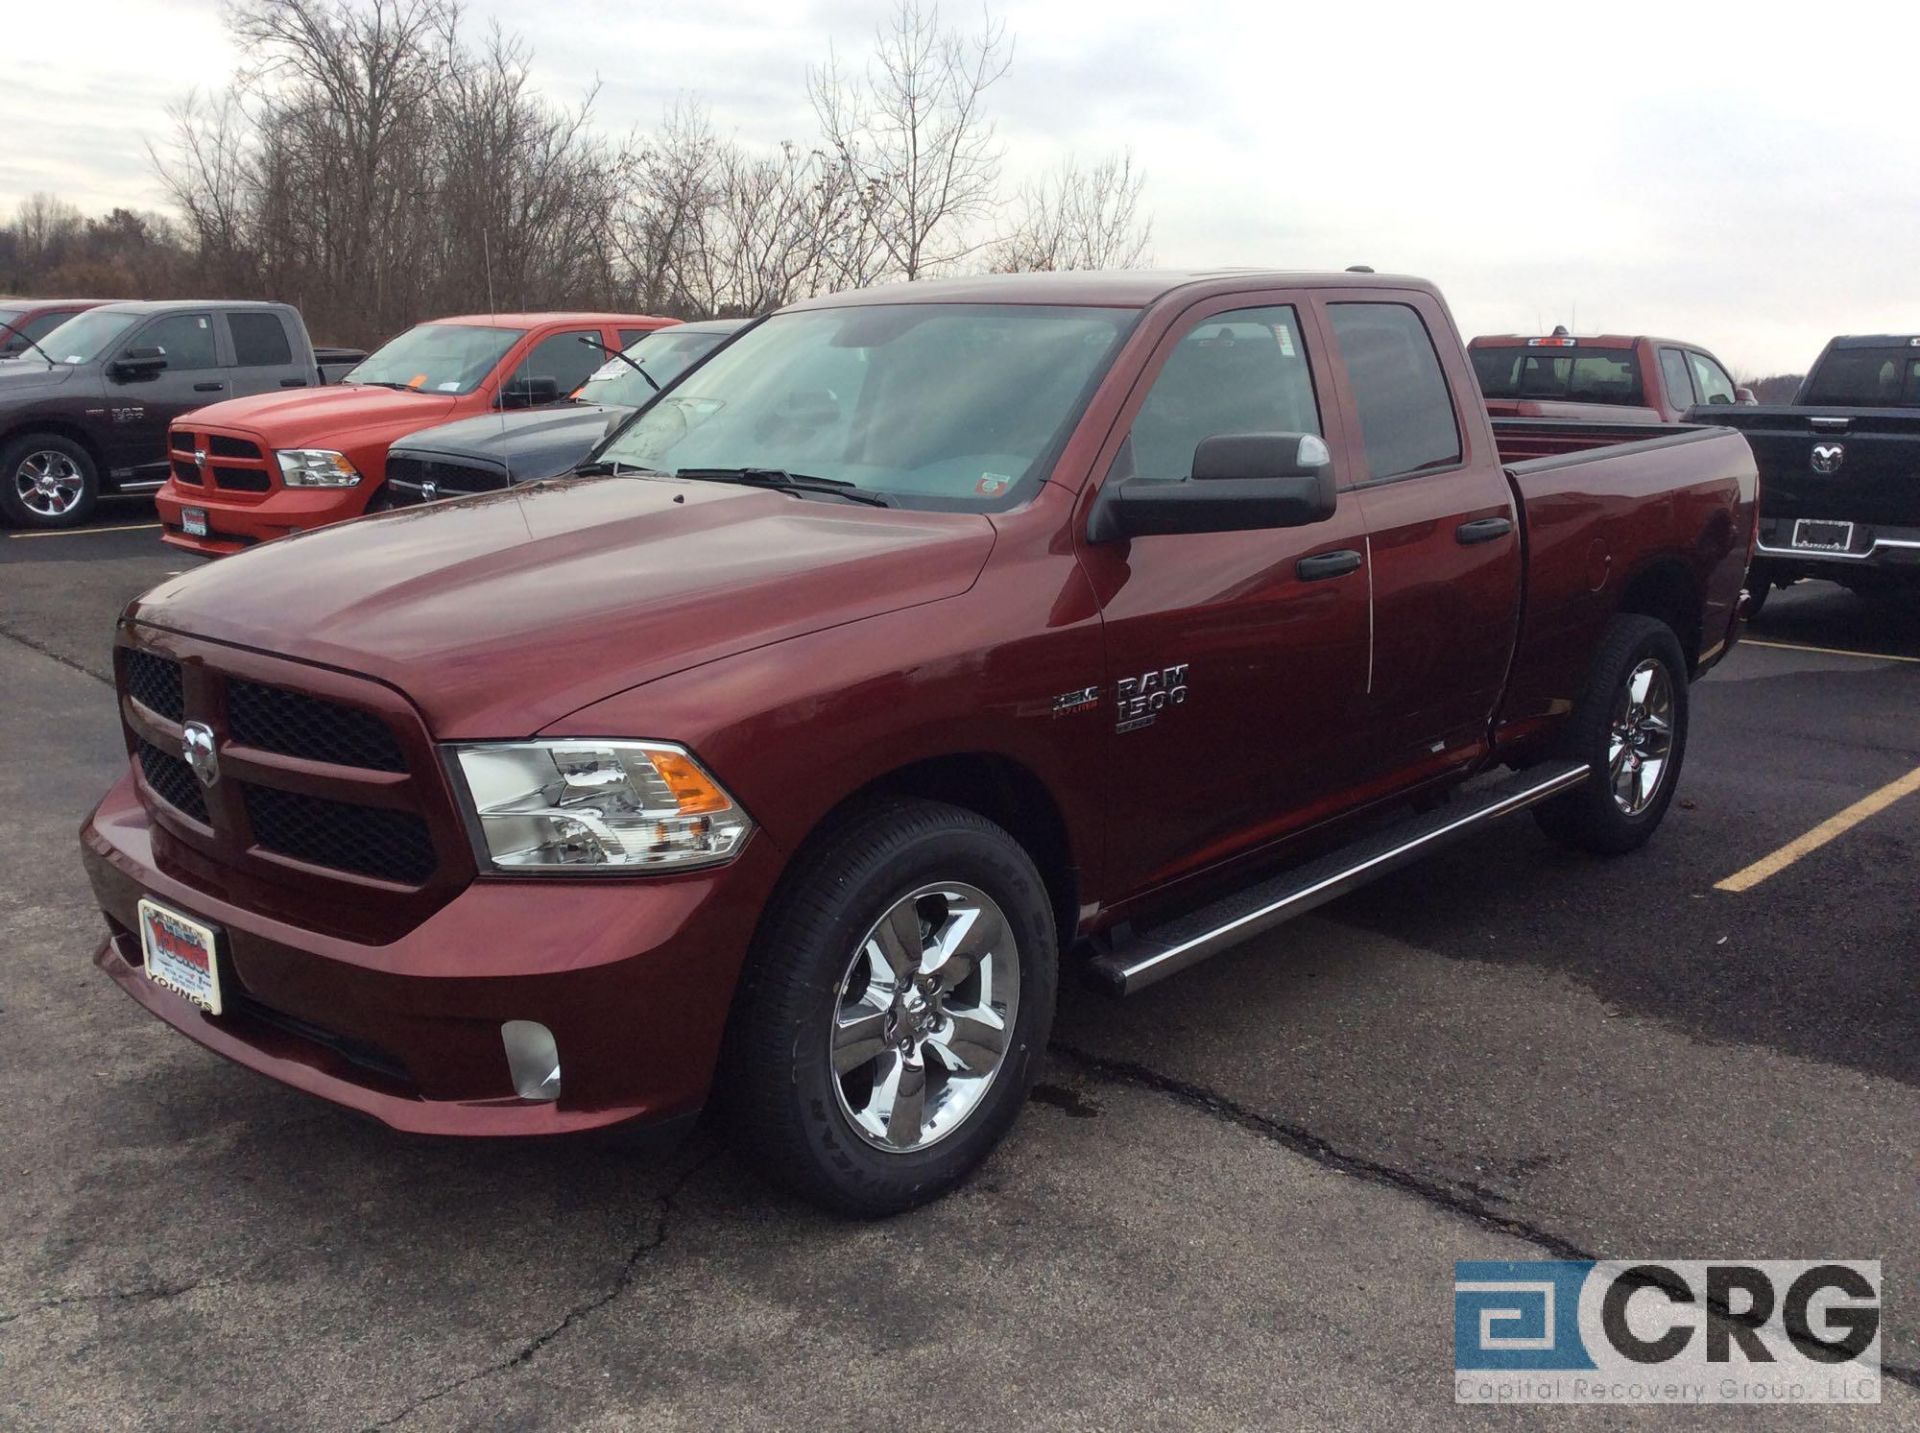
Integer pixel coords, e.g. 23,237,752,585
1052,686,1100,717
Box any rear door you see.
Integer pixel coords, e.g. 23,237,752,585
1316,292,1522,786
1080,293,1374,896
102,311,226,479
222,309,312,396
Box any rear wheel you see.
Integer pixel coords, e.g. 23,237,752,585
1535,614,1689,855
1,433,98,529
724,799,1057,1216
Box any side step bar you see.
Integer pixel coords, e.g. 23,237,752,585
1086,760,1590,996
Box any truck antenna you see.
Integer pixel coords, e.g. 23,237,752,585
483,230,511,491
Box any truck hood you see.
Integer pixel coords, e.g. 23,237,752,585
186,384,460,445
392,404,628,482
129,475,996,737
0,362,72,400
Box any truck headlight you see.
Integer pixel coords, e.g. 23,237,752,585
276,449,361,487
449,740,751,871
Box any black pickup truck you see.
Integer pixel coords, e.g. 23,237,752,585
0,299,364,529
1693,334,1920,611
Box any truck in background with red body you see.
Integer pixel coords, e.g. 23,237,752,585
1471,330,1752,424
153,311,676,554
85,271,1755,1215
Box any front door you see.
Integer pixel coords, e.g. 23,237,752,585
1078,296,1373,898
104,311,225,478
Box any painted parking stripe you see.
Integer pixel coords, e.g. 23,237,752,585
7,522,161,539
1715,764,1920,893
1742,638,1920,666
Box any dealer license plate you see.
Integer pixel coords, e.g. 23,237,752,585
182,507,209,537
137,898,223,1015
1791,519,1854,553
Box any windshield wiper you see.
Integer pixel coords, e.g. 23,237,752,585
672,467,890,508
574,458,660,476
350,379,428,392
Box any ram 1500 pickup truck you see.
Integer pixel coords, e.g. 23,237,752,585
1472,330,1752,424
1693,333,1920,611
383,319,745,507
154,311,676,554
0,300,356,529
82,271,1756,1215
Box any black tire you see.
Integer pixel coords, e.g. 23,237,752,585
1534,614,1690,856
723,798,1058,1216
0,432,99,529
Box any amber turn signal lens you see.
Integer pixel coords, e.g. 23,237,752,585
648,750,731,814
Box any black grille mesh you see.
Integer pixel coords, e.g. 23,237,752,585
385,453,509,499
171,458,203,485
170,431,195,452
124,650,185,722
227,681,406,772
209,434,262,459
212,466,270,492
137,739,209,823
245,785,435,884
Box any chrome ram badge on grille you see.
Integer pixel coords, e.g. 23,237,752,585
181,721,220,788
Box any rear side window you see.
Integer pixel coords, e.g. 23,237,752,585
142,313,218,370
1329,303,1461,479
1128,306,1322,481
1659,348,1696,408
511,329,605,397
229,311,293,368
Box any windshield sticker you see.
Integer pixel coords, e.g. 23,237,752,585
437,381,461,392
1277,326,1296,357
976,472,1012,496
590,360,625,380
407,373,428,389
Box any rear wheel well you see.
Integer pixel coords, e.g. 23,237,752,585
822,754,1079,949
1616,560,1702,673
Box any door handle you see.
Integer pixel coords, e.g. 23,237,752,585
280,378,309,388
193,382,225,393
1297,548,1364,581
1456,516,1513,545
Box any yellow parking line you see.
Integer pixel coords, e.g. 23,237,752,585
1715,765,1920,893
7,522,160,539
1742,638,1920,665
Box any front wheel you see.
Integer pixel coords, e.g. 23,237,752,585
724,798,1058,1216
1,433,99,529
1534,614,1690,855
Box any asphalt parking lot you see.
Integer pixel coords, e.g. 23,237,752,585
4,505,1917,1430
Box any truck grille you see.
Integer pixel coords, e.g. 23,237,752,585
171,459,204,486
137,738,209,823
209,435,263,459
227,679,406,771
115,642,467,910
243,785,436,884
212,466,271,493
384,453,510,504
172,425,274,495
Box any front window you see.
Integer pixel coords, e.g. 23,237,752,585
344,323,523,395
1801,347,1920,407
593,304,1134,506
36,309,140,365
576,329,732,408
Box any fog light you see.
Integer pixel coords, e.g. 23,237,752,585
502,1020,561,1101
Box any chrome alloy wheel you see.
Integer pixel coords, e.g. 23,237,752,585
15,449,85,518
1608,657,1674,815
830,882,1020,1154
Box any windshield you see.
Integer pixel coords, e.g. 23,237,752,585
344,323,523,394
1471,345,1645,406
575,328,732,408
1801,346,1920,408
593,303,1133,506
35,309,140,365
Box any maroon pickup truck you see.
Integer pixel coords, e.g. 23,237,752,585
82,271,1757,1214
1472,330,1753,423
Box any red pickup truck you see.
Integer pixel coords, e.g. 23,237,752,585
154,311,674,554
83,271,1756,1215
1471,331,1752,423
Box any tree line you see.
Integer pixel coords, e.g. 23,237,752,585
0,0,1151,348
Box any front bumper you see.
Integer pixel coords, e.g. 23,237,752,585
82,773,780,1136
155,479,371,556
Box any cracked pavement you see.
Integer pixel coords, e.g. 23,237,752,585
3,517,1917,1430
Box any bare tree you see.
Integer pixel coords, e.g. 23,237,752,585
993,151,1152,272
12,194,85,268
810,1,1011,281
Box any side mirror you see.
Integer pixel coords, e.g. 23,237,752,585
109,346,168,381
1089,432,1336,542
500,375,562,409
1734,386,1758,406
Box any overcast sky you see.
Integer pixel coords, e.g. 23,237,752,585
5,0,1916,375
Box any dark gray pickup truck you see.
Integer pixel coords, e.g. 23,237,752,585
1694,334,1920,610
0,299,363,529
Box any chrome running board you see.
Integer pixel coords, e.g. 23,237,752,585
1086,760,1591,996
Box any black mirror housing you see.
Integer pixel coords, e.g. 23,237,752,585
109,346,168,381
1089,431,1337,542
500,375,563,409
